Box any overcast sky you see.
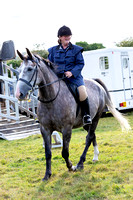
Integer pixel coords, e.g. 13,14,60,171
0,0,133,52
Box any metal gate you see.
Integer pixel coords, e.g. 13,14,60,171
0,62,38,121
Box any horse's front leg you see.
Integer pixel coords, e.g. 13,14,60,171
62,127,73,171
40,126,52,181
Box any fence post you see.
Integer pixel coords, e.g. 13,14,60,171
5,81,10,121
0,62,3,103
0,103,1,120
13,76,19,121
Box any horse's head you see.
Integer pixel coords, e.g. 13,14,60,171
15,48,41,100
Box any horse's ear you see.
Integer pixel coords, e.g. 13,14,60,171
17,50,24,60
26,48,33,60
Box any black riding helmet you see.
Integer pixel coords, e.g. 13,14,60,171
57,25,72,37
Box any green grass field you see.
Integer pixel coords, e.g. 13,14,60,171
0,112,133,200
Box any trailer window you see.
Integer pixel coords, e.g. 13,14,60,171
123,58,128,69
99,57,109,70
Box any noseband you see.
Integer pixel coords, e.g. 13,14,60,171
18,58,66,103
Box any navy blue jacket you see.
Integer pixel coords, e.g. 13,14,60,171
48,43,85,87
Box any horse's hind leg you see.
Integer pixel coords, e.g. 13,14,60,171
91,114,102,162
75,114,100,170
74,125,93,170
62,127,73,171
92,135,99,162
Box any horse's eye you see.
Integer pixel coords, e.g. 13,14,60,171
27,68,33,72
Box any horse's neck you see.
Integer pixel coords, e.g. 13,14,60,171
38,64,58,101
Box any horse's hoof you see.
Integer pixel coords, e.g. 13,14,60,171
92,159,98,163
69,165,76,171
72,165,77,171
42,174,51,181
72,164,84,171
69,163,84,172
93,155,99,162
77,165,84,171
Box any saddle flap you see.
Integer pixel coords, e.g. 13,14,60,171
64,80,79,103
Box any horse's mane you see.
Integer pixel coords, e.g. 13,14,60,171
33,54,57,73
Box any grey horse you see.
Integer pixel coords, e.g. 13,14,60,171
15,48,130,180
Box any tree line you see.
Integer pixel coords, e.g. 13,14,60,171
7,37,133,68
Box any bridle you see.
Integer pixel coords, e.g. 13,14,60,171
18,58,66,103
19,65,38,89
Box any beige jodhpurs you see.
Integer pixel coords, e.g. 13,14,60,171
77,85,88,102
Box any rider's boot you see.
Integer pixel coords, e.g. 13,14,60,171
80,97,92,129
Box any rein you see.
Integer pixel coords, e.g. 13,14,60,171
18,58,66,103
37,76,66,103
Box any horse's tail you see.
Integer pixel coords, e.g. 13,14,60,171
94,78,131,131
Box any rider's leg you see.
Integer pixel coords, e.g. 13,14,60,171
78,85,92,126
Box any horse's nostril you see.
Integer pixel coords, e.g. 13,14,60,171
20,92,23,97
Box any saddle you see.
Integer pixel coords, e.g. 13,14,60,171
64,79,79,103
63,79,80,117
56,73,80,116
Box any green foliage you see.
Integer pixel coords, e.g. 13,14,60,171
32,49,48,59
7,43,48,70
116,37,133,47
32,43,48,59
7,59,21,69
76,41,89,51
76,41,105,51
6,59,21,77
0,113,133,199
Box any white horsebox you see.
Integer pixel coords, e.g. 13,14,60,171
82,47,133,110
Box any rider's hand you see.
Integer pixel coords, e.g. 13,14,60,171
65,71,73,78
